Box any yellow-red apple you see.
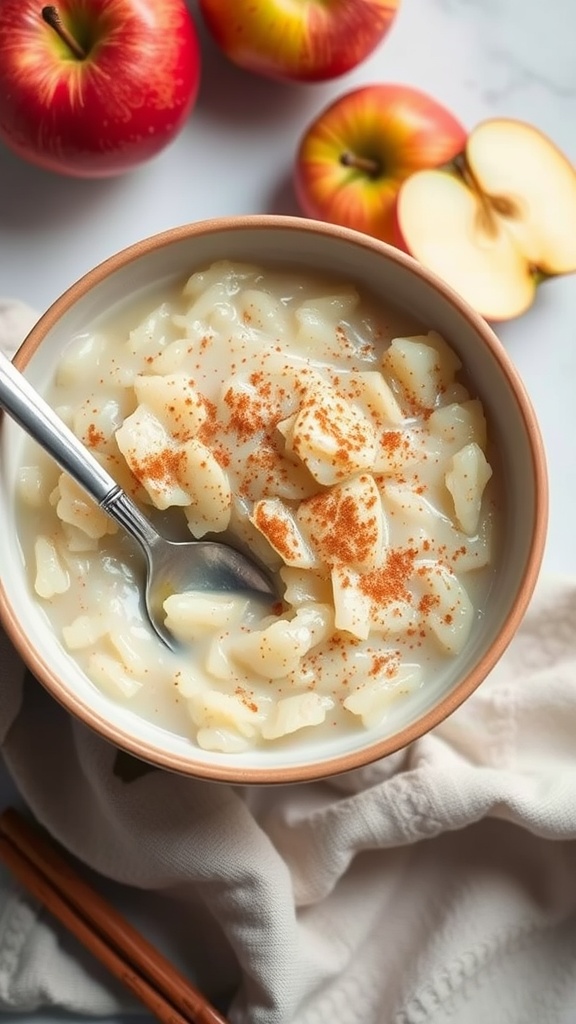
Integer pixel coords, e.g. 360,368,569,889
0,0,201,178
396,119,576,320
295,85,467,244
198,0,399,83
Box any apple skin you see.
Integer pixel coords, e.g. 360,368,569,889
295,85,467,245
198,0,399,83
0,0,201,178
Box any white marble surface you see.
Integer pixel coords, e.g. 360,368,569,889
0,0,575,1019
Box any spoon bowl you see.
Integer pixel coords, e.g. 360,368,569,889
0,349,276,651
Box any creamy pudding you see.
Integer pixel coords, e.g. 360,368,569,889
17,260,499,752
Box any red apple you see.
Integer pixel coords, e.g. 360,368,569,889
396,119,576,321
198,0,399,83
295,85,467,245
0,0,201,178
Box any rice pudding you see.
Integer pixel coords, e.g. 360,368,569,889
16,260,500,753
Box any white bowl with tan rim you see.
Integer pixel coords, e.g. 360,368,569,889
0,216,547,783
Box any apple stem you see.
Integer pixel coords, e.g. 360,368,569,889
340,152,381,178
42,6,86,60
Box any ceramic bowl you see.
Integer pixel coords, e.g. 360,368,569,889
0,216,547,783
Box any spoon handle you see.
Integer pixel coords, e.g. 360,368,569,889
0,351,162,552
0,349,115,504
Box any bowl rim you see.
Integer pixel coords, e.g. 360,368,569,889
0,214,549,784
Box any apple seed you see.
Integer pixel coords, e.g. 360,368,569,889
490,195,521,219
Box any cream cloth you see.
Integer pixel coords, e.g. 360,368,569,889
1,300,576,1023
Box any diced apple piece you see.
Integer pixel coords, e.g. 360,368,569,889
230,604,333,679
416,563,474,655
108,627,152,677
297,473,386,571
344,663,422,728
34,536,69,599
128,303,173,354
382,482,492,571
297,291,359,326
251,497,318,568
183,260,260,301
331,566,371,640
238,288,290,335
370,599,416,635
262,692,334,740
383,337,444,410
174,667,210,698
445,442,493,535
287,382,376,485
406,331,461,380
17,465,48,508
164,593,249,644
63,614,108,650
276,412,297,445
373,428,423,474
204,636,234,681
429,399,487,451
55,474,118,539
133,375,207,442
196,729,253,754
188,690,263,739
61,522,99,552
280,567,333,608
56,333,106,387
88,652,142,699
226,495,284,572
180,439,231,538
348,370,405,425
294,292,360,355
116,405,190,509
437,382,470,407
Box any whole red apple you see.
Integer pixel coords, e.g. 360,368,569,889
295,85,467,245
198,0,399,83
0,0,201,178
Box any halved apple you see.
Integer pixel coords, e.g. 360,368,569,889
396,119,576,320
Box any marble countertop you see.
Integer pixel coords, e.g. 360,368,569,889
0,0,574,1019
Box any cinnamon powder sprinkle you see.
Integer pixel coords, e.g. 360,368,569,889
381,431,403,453
86,424,105,448
300,488,378,567
253,504,297,562
368,654,399,678
131,446,187,484
234,686,258,713
224,385,276,441
197,399,230,468
359,546,418,603
418,593,440,615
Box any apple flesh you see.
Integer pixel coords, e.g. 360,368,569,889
0,0,201,178
295,85,467,245
396,119,576,320
198,0,399,83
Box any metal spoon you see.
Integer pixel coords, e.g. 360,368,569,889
0,349,275,651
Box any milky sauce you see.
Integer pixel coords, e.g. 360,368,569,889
16,262,500,752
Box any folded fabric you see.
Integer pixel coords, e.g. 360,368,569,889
2,300,576,1024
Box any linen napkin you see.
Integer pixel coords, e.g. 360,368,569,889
2,299,576,1024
